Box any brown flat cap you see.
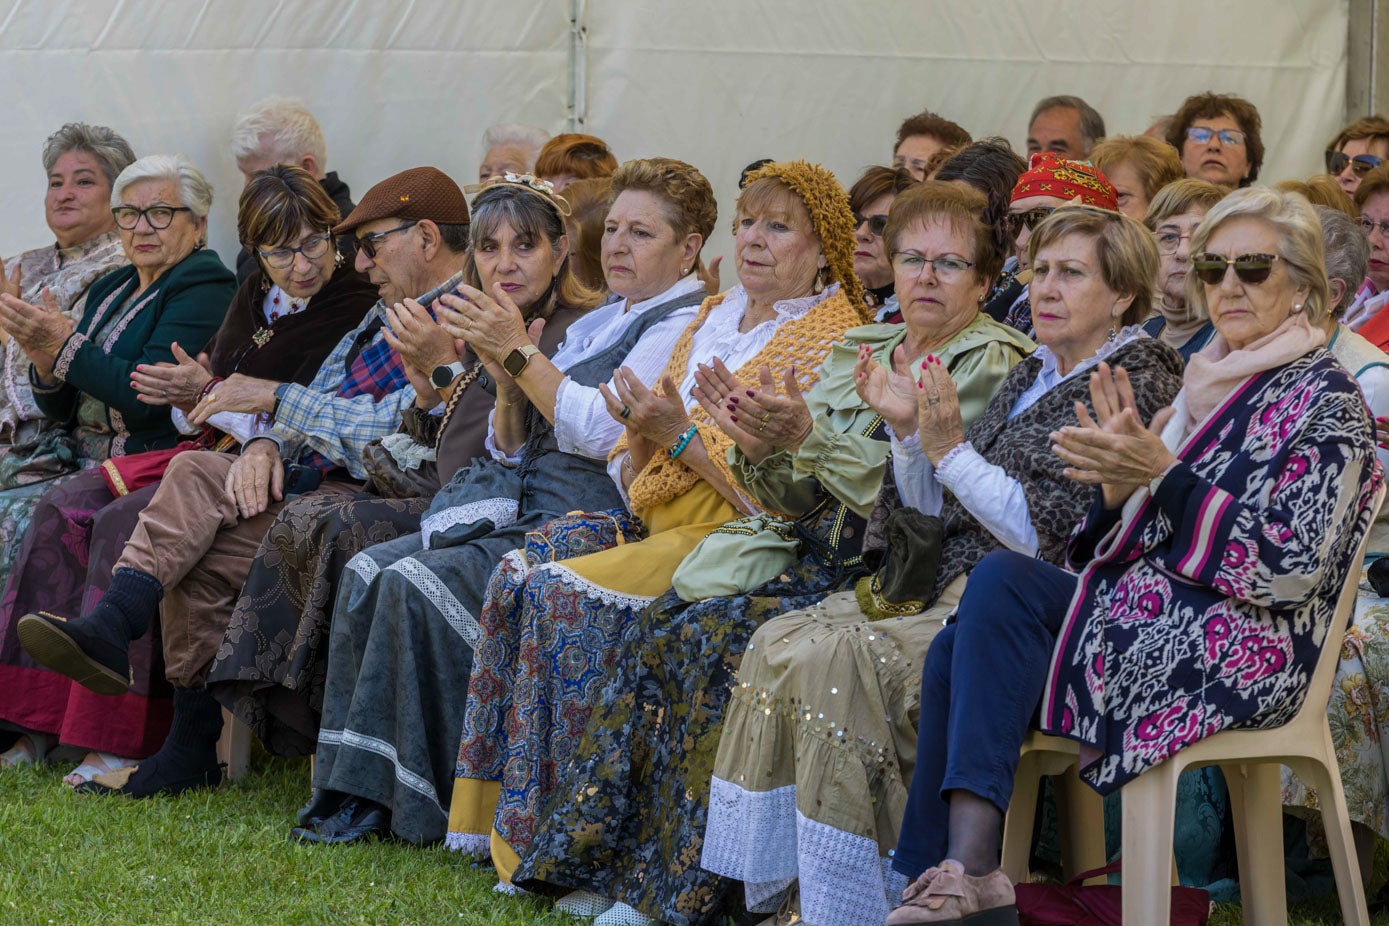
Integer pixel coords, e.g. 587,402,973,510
333,166,470,235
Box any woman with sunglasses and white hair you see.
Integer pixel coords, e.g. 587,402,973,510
888,187,1380,925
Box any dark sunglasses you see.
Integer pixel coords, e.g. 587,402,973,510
853,212,889,237
356,221,418,259
1325,150,1383,176
1005,207,1055,236
1191,252,1279,286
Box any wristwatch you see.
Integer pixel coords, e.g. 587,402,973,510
502,344,541,377
430,361,466,390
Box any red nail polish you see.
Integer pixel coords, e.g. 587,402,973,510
729,396,739,404
730,415,738,423
746,390,756,398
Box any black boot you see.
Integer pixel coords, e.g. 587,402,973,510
16,567,162,696
77,686,224,798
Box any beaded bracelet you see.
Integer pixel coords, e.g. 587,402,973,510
198,376,223,402
668,424,699,459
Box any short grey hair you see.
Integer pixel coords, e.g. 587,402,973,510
229,97,326,166
1030,95,1107,154
42,123,136,186
480,123,550,164
1316,204,1370,319
112,154,215,219
1188,187,1330,324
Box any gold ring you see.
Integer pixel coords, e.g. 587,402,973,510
758,420,769,433
759,412,771,426
207,393,216,403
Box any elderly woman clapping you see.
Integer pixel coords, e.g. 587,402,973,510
888,189,1381,925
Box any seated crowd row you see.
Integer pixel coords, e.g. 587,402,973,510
0,90,1388,926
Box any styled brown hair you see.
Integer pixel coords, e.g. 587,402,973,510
894,111,972,154
1328,116,1389,155
609,156,718,245
534,133,618,184
1355,162,1389,208
560,176,613,292
1275,175,1358,217
1165,92,1264,186
1089,135,1184,203
1027,206,1159,327
884,180,1003,288
848,166,917,215
238,164,340,252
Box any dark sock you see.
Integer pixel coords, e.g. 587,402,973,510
104,687,223,798
96,567,164,639
165,686,224,752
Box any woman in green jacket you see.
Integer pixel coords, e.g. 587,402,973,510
0,153,235,595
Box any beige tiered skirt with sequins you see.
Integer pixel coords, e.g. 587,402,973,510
702,575,966,926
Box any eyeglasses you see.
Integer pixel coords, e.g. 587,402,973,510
1360,216,1389,238
853,213,889,237
891,252,975,282
1005,208,1055,237
1154,231,1194,254
256,233,333,270
112,205,192,230
1191,253,1279,286
1326,150,1383,176
356,221,418,259
1186,126,1246,147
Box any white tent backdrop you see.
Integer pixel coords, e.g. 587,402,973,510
0,0,1349,266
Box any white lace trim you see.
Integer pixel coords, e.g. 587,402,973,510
703,777,894,926
316,727,445,817
702,777,800,881
444,831,491,856
882,860,910,910
492,881,528,896
553,890,616,918
795,810,891,926
380,431,436,471
421,497,518,550
533,561,656,611
385,556,481,647
346,550,380,584
745,879,794,914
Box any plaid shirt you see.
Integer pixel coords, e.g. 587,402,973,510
259,301,414,478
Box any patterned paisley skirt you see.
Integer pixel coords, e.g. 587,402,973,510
510,551,861,926
446,481,738,882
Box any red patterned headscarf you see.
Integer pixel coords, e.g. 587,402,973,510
1010,153,1118,210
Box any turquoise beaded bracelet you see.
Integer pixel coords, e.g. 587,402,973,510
668,425,699,459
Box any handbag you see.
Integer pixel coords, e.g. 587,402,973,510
853,506,944,621
1014,860,1210,926
671,514,802,601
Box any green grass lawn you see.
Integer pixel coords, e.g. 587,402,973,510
0,754,1386,925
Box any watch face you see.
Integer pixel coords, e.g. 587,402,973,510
431,365,456,389
502,349,527,377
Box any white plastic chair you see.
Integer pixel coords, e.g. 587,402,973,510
1117,484,1382,926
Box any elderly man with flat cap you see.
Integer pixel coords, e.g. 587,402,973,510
16,167,473,798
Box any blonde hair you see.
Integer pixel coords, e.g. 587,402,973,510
1187,186,1330,324
1275,175,1358,217
609,157,717,243
1144,178,1227,229
1027,205,1159,327
1089,135,1184,202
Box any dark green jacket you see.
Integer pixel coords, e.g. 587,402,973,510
33,247,236,456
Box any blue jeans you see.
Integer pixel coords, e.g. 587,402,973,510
891,550,1078,879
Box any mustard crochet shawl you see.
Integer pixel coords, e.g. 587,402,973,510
615,288,866,514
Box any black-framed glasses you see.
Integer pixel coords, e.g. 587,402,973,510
111,205,192,230
891,252,975,282
1186,126,1246,147
853,212,889,237
1154,231,1194,254
1192,253,1279,286
1326,150,1383,176
1005,207,1055,237
356,221,418,259
257,232,333,269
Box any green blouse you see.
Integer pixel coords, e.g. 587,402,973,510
731,312,1035,518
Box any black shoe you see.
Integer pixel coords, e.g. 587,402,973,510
296,788,350,826
290,797,392,844
17,610,132,696
74,751,223,798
